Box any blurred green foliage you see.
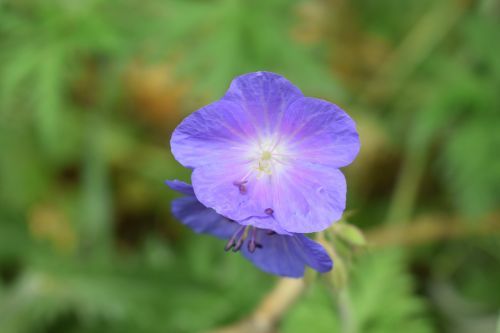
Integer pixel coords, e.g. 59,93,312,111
0,0,499,332
283,250,433,333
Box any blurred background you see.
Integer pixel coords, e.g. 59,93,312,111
0,0,499,332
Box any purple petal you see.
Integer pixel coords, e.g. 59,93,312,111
272,166,347,233
222,71,303,137
170,100,256,169
191,164,273,221
293,235,334,273
165,179,195,195
241,231,333,278
281,97,360,168
171,195,239,240
237,215,292,235
193,161,346,233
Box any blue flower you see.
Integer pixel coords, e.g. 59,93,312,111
167,180,332,278
167,72,360,276
170,71,359,234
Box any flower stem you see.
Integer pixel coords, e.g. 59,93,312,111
386,146,427,225
337,289,357,333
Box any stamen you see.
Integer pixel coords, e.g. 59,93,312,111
224,239,235,252
247,227,258,253
264,208,274,215
239,183,247,194
232,238,244,252
248,242,256,253
224,225,246,251
232,180,248,194
225,226,264,253
266,230,276,235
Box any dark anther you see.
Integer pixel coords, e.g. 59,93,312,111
247,227,263,253
247,241,263,253
248,240,257,253
232,239,244,252
233,180,248,194
224,239,235,251
225,226,246,251
225,226,261,253
264,208,274,215
266,230,276,235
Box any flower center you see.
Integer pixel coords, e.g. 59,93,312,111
257,150,273,175
252,136,290,178
261,151,272,160
234,137,290,193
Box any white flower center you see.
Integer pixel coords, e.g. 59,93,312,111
234,136,291,196
257,150,273,175
250,136,289,178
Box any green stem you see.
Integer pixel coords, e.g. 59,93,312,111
386,146,427,225
79,112,112,258
337,289,357,333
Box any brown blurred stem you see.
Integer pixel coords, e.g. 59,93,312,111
205,278,305,333
367,212,500,248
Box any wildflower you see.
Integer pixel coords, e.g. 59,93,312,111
167,180,332,277
171,71,359,233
